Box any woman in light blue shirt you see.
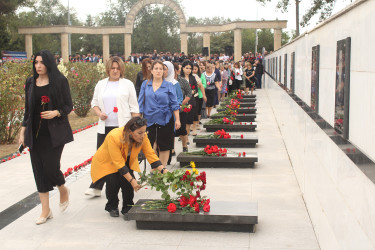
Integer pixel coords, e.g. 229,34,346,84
138,60,181,166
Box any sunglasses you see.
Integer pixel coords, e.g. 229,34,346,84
130,118,147,131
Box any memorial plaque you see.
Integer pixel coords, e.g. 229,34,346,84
220,102,256,108
334,37,351,139
193,135,258,148
290,52,295,94
284,53,287,87
204,122,257,132
211,114,255,122
311,45,320,112
177,152,258,168
279,55,282,82
128,199,258,233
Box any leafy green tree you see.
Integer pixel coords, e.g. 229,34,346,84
256,0,352,36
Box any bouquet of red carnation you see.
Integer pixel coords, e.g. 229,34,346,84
181,104,192,113
204,145,228,156
139,162,211,214
214,129,231,139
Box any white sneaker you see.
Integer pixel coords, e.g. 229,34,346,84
84,188,101,197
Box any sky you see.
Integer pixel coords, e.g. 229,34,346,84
59,0,352,35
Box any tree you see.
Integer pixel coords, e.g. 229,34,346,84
0,0,32,52
256,0,352,36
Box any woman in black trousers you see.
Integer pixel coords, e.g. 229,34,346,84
19,50,73,225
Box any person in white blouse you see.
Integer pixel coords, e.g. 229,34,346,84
85,56,140,197
233,61,243,92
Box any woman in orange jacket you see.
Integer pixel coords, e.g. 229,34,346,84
91,117,168,217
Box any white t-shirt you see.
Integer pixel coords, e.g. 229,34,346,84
102,81,119,127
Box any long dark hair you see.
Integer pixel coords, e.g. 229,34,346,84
180,60,193,78
33,50,66,110
193,63,201,77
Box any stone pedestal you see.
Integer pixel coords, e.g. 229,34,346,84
128,199,258,233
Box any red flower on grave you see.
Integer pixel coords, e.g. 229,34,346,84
179,195,189,207
203,204,210,212
113,107,118,113
189,195,197,207
167,203,177,213
194,202,200,212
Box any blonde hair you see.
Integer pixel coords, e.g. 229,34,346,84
105,56,125,77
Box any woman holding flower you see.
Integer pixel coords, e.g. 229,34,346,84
85,56,139,197
19,50,73,225
91,117,168,217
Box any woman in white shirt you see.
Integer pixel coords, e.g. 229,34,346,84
233,62,243,92
85,56,140,197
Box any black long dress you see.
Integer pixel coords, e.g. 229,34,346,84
29,84,65,193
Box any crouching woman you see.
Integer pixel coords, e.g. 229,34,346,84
90,117,168,217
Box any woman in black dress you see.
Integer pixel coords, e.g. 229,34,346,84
19,50,73,225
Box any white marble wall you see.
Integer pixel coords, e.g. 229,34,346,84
265,0,375,162
265,74,375,249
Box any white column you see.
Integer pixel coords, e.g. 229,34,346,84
234,29,242,62
124,33,132,60
274,28,282,51
61,33,69,63
180,33,188,55
25,34,33,60
102,34,110,63
203,32,211,58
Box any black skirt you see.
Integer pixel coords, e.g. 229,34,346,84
147,116,174,151
30,134,65,193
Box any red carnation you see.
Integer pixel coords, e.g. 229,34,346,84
189,195,197,207
113,107,118,113
203,204,210,212
194,202,200,212
180,196,189,207
41,96,50,104
167,203,177,213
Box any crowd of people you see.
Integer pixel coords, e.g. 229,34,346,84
19,49,264,224
51,49,265,65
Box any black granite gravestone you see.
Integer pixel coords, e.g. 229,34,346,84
204,122,257,132
211,114,256,122
177,152,258,168
128,199,258,232
193,135,258,148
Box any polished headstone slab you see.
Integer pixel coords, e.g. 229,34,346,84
177,152,258,168
193,135,258,148
217,107,257,114
128,199,258,233
204,122,257,132
237,102,256,108
237,98,256,103
212,114,256,122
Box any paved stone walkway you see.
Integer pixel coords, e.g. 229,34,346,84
0,89,320,249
